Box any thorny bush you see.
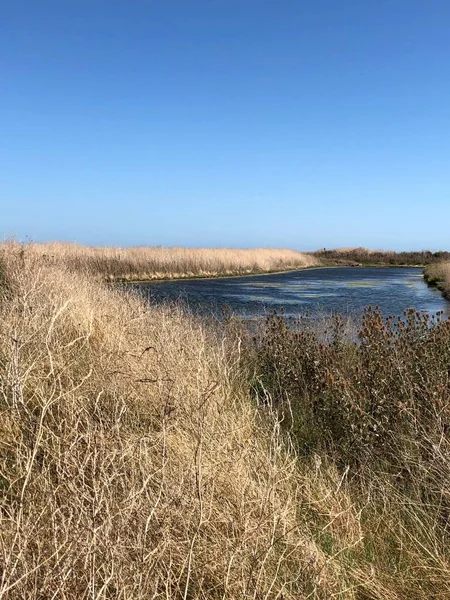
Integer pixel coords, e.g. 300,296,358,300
243,308,450,468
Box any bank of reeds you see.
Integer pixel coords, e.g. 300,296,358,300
10,242,318,281
1,241,450,598
424,261,450,299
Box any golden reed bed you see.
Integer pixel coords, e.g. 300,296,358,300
7,242,319,281
426,261,450,293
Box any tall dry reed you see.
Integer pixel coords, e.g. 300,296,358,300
0,242,338,599
9,242,318,281
425,261,450,298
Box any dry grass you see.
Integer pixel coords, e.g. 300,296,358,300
0,243,338,599
1,242,450,599
14,242,319,281
425,261,450,298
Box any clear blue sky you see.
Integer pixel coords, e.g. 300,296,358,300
1,1,449,250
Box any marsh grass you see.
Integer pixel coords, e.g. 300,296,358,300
9,242,319,282
0,243,341,599
1,241,450,598
424,261,450,299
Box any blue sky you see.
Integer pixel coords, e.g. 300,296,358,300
1,0,449,250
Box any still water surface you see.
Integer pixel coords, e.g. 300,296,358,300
138,267,448,318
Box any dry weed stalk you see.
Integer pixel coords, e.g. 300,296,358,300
0,244,335,599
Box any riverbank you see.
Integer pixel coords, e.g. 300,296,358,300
133,263,426,286
7,241,318,282
424,261,450,300
127,263,330,284
1,242,450,599
10,242,447,286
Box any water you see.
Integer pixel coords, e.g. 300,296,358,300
137,267,448,318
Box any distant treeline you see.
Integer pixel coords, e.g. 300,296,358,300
314,247,450,266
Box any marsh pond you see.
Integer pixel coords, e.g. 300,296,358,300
138,267,448,318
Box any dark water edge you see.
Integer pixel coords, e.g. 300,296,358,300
136,267,449,320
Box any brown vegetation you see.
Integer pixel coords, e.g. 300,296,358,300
316,247,450,266
233,307,450,598
1,241,450,598
15,242,318,281
424,261,450,299
0,243,341,599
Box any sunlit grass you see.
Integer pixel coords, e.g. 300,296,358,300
0,241,449,599
424,261,450,298
6,241,319,281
